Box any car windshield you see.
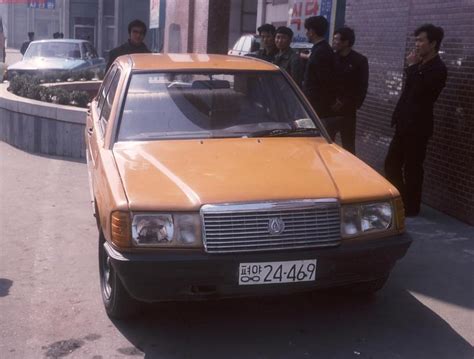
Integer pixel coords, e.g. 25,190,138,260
118,71,318,140
24,42,82,59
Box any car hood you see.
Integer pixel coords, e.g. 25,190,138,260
8,57,86,71
113,138,399,211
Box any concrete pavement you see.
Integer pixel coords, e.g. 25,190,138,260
0,141,473,358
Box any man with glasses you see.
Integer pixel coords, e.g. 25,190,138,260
106,19,151,72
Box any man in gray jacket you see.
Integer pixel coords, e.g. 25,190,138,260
273,26,303,88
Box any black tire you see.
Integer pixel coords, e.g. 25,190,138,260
98,233,140,319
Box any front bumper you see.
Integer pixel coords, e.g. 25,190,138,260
106,232,412,302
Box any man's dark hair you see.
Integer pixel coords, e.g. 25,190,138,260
128,19,147,36
334,27,355,47
276,26,293,39
28,32,34,39
53,32,60,39
414,24,444,52
257,23,276,36
304,16,328,37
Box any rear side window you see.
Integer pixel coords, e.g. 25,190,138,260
99,69,121,133
97,67,117,113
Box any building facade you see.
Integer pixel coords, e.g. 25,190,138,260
0,0,163,58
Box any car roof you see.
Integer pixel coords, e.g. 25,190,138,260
29,39,91,45
119,53,279,71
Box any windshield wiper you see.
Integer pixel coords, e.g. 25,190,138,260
249,128,320,137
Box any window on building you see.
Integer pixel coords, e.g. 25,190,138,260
241,0,257,33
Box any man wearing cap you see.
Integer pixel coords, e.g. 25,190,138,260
273,26,304,87
20,32,34,56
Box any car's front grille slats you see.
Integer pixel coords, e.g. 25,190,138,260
201,201,341,253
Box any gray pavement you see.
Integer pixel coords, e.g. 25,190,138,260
0,141,473,359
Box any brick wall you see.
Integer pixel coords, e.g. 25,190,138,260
346,0,474,224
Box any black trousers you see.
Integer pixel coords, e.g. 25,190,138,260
323,114,356,154
384,132,430,215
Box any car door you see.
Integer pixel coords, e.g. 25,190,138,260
86,66,119,209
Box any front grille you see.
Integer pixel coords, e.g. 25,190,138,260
201,200,341,253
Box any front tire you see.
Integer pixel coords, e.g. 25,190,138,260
99,233,140,319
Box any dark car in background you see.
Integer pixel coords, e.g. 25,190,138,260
6,39,105,80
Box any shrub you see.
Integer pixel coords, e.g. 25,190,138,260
7,73,96,108
70,90,90,107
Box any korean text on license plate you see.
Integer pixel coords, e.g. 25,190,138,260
239,259,317,285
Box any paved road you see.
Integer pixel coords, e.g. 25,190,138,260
0,141,473,359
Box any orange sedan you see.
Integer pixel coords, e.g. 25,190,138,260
85,53,411,318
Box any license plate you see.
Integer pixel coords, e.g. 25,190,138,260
238,259,317,285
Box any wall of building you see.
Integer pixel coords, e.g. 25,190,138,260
164,0,191,53
346,0,474,224
207,0,230,54
0,2,64,48
228,0,257,51
163,0,231,54
193,0,210,53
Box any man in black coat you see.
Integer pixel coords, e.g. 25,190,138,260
302,16,336,119
330,27,368,155
385,24,447,216
20,32,34,56
106,19,151,72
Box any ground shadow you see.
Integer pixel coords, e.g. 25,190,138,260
111,284,474,359
397,206,474,310
0,278,13,297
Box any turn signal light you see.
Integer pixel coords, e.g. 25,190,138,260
111,211,132,247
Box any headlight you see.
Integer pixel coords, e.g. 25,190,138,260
341,202,393,237
131,213,202,247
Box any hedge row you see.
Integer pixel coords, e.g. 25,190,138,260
7,70,104,108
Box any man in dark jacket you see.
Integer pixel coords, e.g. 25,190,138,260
385,24,447,216
302,16,336,118
330,27,369,154
254,24,278,62
20,32,34,56
106,19,151,72
273,26,303,87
